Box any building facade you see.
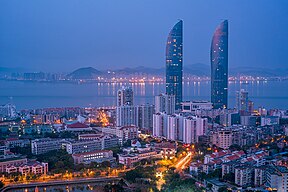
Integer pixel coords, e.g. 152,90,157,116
211,20,228,109
31,138,66,155
117,86,134,106
236,89,249,112
72,150,114,164
155,94,175,115
166,20,183,110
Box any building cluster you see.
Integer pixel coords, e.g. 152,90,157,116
0,103,17,120
118,141,176,167
153,112,207,144
191,148,288,191
31,133,119,156
116,86,154,131
0,146,48,175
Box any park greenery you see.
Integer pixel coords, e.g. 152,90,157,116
161,169,200,192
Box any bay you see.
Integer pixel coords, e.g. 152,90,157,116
0,80,287,110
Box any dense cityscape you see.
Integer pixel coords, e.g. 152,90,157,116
1,1,288,192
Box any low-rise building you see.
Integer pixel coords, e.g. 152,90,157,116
31,138,66,155
118,148,160,167
78,133,120,148
5,138,30,148
0,157,28,173
116,126,138,141
72,150,115,164
153,142,176,160
65,122,92,131
64,140,102,154
6,161,48,175
181,101,213,113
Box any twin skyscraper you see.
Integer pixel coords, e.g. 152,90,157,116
165,20,228,109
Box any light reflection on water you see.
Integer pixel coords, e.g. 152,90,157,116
8,183,107,192
0,80,287,109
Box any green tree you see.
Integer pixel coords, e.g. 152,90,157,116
223,173,235,183
218,186,228,192
0,181,4,189
101,161,111,168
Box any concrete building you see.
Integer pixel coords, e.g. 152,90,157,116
117,86,134,106
0,103,17,119
266,165,288,192
217,130,233,149
118,150,159,167
155,94,175,115
153,113,207,143
153,112,168,138
137,104,154,130
116,126,138,141
183,116,197,144
72,150,114,164
236,89,249,112
181,100,213,113
167,114,183,141
64,140,102,154
254,167,266,187
234,165,252,187
31,138,66,155
5,138,30,148
261,116,280,126
219,112,240,127
65,122,92,131
116,105,138,127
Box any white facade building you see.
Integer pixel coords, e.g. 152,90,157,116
155,94,175,115
117,86,134,106
153,113,207,143
116,105,138,127
181,100,213,113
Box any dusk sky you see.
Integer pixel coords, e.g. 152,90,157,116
0,0,288,72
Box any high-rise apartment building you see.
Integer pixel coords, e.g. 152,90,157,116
236,89,249,112
117,86,134,106
155,93,175,115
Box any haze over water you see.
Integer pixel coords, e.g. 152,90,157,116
0,80,287,110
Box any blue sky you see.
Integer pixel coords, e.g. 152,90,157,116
0,0,288,72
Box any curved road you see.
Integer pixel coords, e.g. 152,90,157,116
175,152,192,171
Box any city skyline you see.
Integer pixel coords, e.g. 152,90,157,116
1,1,288,72
1,2,288,192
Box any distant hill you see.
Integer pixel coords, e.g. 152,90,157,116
67,64,288,79
67,67,103,79
108,66,164,75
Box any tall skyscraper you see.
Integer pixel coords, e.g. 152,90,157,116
211,20,228,109
155,93,175,115
236,89,249,112
166,20,183,110
117,86,134,106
